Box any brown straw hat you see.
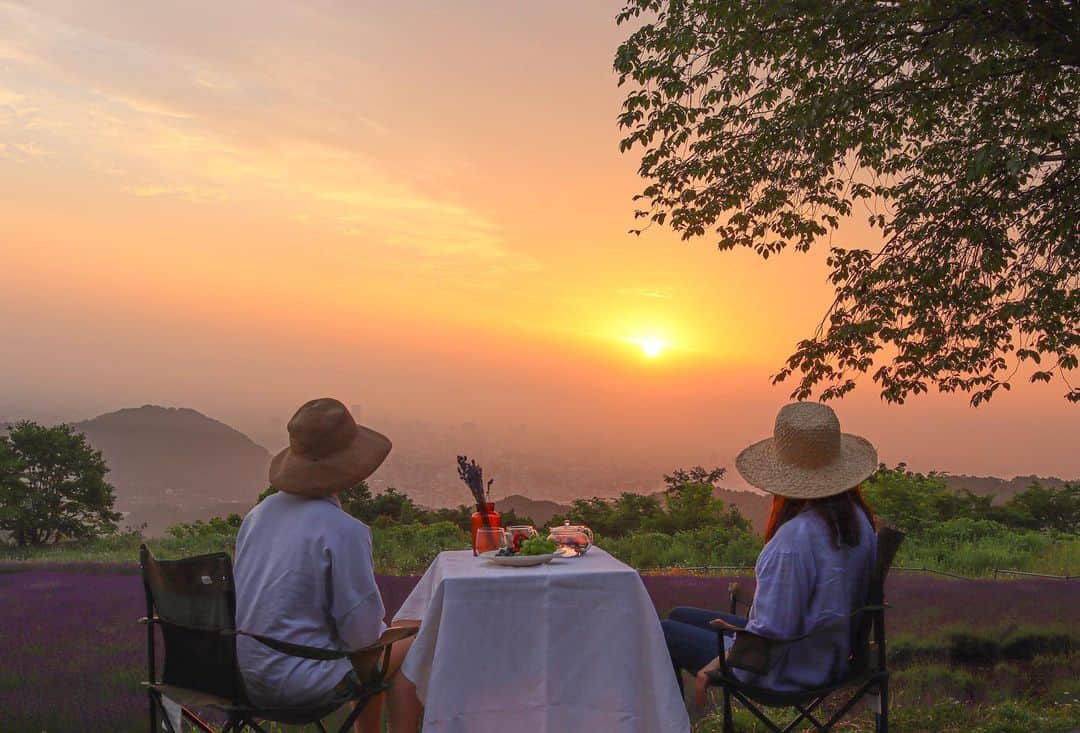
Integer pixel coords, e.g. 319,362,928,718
268,398,392,498
735,402,877,499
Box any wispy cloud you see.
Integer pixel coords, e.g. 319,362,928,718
125,184,226,203
617,287,673,300
0,0,535,274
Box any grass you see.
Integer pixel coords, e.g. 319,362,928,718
1025,538,1080,576
888,626,1076,668
5,525,1077,578
0,521,476,576
892,526,1080,578
693,700,1080,732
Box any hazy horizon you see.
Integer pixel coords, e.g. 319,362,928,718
4,397,1077,493
2,0,1078,490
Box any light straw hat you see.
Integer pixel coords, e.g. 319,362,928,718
735,402,877,499
269,398,391,498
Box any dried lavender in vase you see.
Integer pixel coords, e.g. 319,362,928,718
455,455,496,552
456,455,494,509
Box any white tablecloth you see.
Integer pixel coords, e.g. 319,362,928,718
393,549,691,733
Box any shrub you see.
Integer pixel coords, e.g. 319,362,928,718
947,631,1002,665
889,634,945,666
602,526,762,569
1000,631,1073,661
370,521,469,574
896,518,1058,575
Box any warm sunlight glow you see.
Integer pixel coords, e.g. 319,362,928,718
636,337,667,359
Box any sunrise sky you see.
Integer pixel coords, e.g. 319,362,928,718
1,0,1076,485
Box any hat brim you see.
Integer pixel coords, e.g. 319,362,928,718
735,433,878,499
268,424,392,498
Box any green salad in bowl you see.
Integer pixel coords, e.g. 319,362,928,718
495,536,557,557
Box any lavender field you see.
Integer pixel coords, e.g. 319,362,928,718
3,565,1078,732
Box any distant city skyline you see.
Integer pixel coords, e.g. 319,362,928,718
1,1,1077,486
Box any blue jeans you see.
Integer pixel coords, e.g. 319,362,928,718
661,607,747,694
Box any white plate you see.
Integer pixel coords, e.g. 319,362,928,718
480,550,557,567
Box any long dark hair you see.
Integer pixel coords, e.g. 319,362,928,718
763,486,876,549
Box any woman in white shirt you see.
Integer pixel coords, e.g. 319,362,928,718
662,402,879,707
235,398,422,733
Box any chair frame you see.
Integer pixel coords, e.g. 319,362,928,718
139,544,416,733
706,527,904,733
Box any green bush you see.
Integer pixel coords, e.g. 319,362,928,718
1001,631,1073,661
894,518,1065,575
602,525,762,569
947,631,1002,665
3,467,1077,578
551,467,751,539
370,521,470,574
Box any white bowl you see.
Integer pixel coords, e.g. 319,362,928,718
480,550,557,567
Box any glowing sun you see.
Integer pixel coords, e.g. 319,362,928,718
637,336,667,358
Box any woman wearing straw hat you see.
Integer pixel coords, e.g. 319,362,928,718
661,402,879,708
234,398,422,733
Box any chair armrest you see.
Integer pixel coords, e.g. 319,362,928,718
356,626,418,653
709,618,751,636
349,626,420,683
239,625,419,663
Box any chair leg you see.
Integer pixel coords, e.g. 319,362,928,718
149,694,179,733
180,707,218,733
875,679,889,733
148,690,158,733
723,687,734,733
732,690,784,733
336,690,378,733
786,700,828,733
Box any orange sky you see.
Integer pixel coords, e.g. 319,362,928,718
1,0,1076,485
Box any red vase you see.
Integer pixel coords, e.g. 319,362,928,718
471,503,501,555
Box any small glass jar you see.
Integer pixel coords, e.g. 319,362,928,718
470,503,501,555
474,526,508,555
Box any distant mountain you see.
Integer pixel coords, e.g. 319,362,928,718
715,488,771,533
75,405,271,535
498,494,571,526
942,474,1072,503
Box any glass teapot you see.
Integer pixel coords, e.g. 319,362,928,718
547,521,594,557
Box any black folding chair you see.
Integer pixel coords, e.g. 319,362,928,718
706,527,905,733
139,544,417,733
